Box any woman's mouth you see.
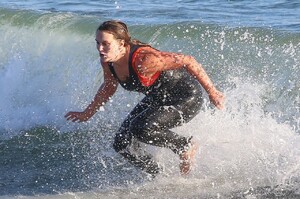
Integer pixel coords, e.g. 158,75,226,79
100,54,108,59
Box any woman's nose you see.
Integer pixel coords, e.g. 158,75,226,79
98,44,103,52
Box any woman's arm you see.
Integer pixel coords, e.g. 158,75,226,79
182,56,225,110
65,62,119,122
134,47,224,109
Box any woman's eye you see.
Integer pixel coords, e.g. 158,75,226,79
103,42,110,46
95,40,111,47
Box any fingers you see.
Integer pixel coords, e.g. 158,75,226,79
209,91,225,110
216,101,225,110
64,112,72,120
215,95,225,110
72,117,81,122
64,112,84,122
64,112,75,120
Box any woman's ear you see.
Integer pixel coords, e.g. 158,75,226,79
119,39,126,47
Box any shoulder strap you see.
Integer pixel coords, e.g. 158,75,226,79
128,44,140,68
108,62,119,80
108,44,140,81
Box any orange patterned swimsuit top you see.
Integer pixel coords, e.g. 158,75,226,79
108,44,162,94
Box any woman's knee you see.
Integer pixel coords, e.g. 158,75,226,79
129,121,158,143
113,131,132,153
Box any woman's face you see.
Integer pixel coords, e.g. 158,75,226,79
96,31,124,63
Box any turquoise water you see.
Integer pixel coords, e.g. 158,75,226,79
1,0,300,32
0,1,300,198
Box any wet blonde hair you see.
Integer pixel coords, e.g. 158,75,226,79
97,20,150,46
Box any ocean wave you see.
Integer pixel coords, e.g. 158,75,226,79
0,7,299,134
1,5,300,199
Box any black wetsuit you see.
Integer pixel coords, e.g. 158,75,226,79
109,44,203,175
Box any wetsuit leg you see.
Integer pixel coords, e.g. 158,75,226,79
113,94,202,175
113,97,162,175
129,95,202,154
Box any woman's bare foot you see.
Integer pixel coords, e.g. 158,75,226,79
179,139,199,175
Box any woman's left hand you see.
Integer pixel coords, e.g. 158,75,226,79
65,111,90,122
208,90,225,110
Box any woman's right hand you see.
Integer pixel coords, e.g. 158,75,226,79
65,111,91,122
208,90,225,110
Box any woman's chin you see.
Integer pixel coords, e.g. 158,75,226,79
100,56,110,62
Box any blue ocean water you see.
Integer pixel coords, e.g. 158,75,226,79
1,0,300,32
0,1,299,198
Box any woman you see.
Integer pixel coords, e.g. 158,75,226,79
65,20,224,176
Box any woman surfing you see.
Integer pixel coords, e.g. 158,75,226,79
65,20,224,176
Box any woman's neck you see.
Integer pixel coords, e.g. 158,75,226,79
112,45,130,67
